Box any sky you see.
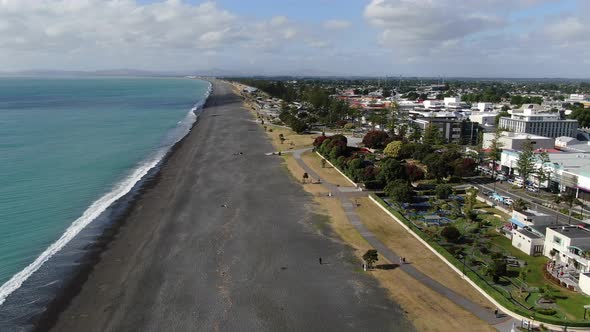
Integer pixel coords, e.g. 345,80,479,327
0,0,588,77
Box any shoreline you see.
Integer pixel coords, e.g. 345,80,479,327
0,80,212,332
35,85,213,332
46,79,411,332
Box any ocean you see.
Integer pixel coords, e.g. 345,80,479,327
0,77,210,328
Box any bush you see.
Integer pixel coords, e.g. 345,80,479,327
435,184,453,199
441,226,461,243
385,179,414,203
313,135,328,147
535,308,557,316
362,130,391,149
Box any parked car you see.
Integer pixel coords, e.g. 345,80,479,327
507,179,515,185
503,198,514,205
496,174,507,181
526,186,539,193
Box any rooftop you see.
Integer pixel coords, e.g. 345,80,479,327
516,228,542,239
549,226,590,238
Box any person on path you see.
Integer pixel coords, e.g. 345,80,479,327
494,309,499,318
319,257,322,265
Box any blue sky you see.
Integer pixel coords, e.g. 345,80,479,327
1,0,589,77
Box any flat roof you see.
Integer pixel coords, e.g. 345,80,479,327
519,209,549,217
516,228,542,239
549,226,590,238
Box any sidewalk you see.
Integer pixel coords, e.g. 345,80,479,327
290,149,516,331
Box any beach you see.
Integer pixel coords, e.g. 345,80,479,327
48,80,412,331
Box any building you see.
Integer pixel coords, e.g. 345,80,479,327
477,102,493,112
512,228,545,256
444,97,460,106
469,112,497,129
510,209,553,228
422,100,444,109
568,94,588,103
482,132,554,151
498,105,578,138
500,150,590,199
412,117,480,145
544,226,590,273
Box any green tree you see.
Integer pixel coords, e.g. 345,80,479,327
408,123,422,143
362,130,391,149
379,158,407,183
488,129,504,180
516,139,536,185
555,192,581,224
536,151,550,189
383,141,403,159
441,225,461,243
422,124,444,145
385,179,414,202
435,184,453,199
487,260,507,283
362,249,379,269
512,198,528,212
463,187,478,221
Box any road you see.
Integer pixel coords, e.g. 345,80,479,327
469,176,583,225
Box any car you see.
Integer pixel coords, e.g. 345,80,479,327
507,179,515,185
503,198,514,205
496,174,507,181
526,186,539,193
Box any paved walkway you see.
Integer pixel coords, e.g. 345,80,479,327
290,149,518,332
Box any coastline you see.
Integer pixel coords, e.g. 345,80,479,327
0,80,212,332
45,79,412,332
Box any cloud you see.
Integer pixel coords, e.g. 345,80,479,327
364,0,504,52
323,19,352,30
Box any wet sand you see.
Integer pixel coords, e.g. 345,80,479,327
49,80,413,331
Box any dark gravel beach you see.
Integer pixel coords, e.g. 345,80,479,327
49,80,413,332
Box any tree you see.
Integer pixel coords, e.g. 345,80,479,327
487,260,507,283
555,192,581,224
441,226,461,243
405,163,425,183
512,198,528,212
290,118,309,133
385,179,414,202
516,139,536,186
435,184,453,199
408,123,422,143
362,130,391,149
383,141,403,158
463,187,478,221
422,124,444,145
363,249,379,269
379,158,407,184
488,129,504,180
536,151,551,189
495,110,509,126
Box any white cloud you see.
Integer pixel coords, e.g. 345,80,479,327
323,19,352,30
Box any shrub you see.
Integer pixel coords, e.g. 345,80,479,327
313,135,328,147
383,141,403,158
535,308,557,316
441,226,461,243
435,184,453,199
385,179,414,203
362,130,391,149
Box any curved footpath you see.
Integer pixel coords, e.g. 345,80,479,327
288,148,520,332
47,80,414,332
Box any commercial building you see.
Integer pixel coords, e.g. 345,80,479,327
500,150,590,200
412,117,480,145
498,105,578,138
512,228,545,256
469,112,497,129
482,132,554,151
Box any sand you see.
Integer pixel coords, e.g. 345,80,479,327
48,80,414,332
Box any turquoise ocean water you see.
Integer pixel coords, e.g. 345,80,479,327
0,78,210,312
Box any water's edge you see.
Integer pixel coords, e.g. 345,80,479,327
0,79,213,332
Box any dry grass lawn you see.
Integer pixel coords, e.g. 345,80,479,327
265,125,316,151
300,151,353,187
281,156,493,331
235,87,494,331
356,197,494,309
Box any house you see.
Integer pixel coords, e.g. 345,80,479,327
512,227,545,256
544,225,590,273
510,209,553,229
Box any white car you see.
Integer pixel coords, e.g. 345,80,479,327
503,197,514,205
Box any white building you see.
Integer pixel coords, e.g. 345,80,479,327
499,106,578,138
444,97,460,106
510,209,553,228
423,100,444,109
544,226,590,273
477,102,493,112
512,228,545,256
568,94,588,103
482,132,554,151
469,112,497,128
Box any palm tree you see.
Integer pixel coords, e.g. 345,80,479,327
555,192,580,224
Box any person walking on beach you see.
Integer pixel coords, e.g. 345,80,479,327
319,257,322,265
494,308,499,318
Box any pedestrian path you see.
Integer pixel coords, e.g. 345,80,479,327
290,149,517,331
